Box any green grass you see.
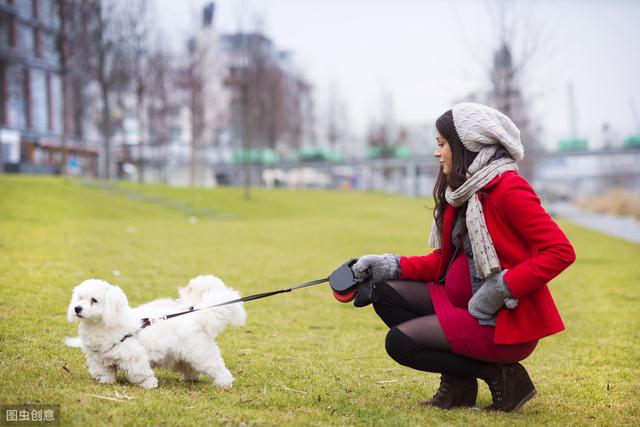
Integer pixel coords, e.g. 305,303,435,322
1,175,639,426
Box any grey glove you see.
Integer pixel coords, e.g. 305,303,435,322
468,270,518,320
351,254,401,283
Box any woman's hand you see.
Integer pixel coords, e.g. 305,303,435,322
351,254,401,283
468,270,518,319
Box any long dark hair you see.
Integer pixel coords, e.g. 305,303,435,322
433,110,478,233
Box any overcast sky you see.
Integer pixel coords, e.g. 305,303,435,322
156,0,640,150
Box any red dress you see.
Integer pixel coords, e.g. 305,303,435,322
428,253,537,363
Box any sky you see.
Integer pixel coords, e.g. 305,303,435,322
155,0,640,150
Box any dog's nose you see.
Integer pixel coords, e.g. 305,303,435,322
74,305,82,314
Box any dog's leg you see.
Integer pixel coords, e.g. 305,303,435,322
177,362,200,382
86,351,117,384
184,343,234,388
116,342,158,389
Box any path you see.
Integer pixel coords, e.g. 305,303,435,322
548,202,640,244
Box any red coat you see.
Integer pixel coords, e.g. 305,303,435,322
399,171,576,344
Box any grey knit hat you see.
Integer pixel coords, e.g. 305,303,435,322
452,102,524,161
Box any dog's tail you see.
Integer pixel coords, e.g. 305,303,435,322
179,275,247,334
64,336,82,348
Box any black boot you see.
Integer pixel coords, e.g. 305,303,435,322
420,374,478,409
477,362,537,412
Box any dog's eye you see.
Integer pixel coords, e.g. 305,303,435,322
91,298,98,304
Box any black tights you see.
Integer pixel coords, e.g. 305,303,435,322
373,281,487,377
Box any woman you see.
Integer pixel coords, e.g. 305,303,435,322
350,103,575,412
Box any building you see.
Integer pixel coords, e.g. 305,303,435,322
0,0,311,184
219,32,314,159
123,5,314,187
0,0,97,175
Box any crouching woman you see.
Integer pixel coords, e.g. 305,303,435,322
351,103,576,412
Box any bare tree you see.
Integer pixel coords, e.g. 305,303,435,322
170,1,232,187
56,0,95,175
251,47,313,156
483,0,553,180
324,82,348,154
288,75,314,151
0,61,4,173
55,0,70,175
241,32,264,198
367,91,400,158
67,12,93,159
79,0,131,179
297,77,316,151
124,0,150,183
146,40,173,184
224,5,315,196
182,36,208,187
227,29,274,199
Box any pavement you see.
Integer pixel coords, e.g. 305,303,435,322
547,202,640,244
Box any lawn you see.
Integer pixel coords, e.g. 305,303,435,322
1,175,639,426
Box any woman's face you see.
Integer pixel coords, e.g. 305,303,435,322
434,131,452,175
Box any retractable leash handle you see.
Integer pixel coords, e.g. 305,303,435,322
328,258,372,305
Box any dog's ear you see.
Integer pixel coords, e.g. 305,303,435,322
67,286,80,323
102,285,129,328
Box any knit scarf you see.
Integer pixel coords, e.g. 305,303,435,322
428,145,518,279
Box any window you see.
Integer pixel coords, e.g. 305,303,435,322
0,60,6,125
34,28,42,57
49,73,62,133
5,64,25,128
8,15,17,48
24,68,32,128
32,0,39,21
5,63,24,128
46,72,52,131
16,0,32,20
38,0,57,28
31,68,47,131
43,32,59,63
0,13,8,48
19,23,34,53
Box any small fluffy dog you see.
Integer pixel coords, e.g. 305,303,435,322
67,275,246,389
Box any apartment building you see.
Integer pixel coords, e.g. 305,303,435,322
0,0,97,175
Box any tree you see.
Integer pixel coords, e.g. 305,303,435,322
55,0,71,175
56,0,95,175
483,0,550,180
296,77,316,152
183,36,207,187
124,0,151,183
241,32,267,198
366,91,402,158
79,0,131,179
324,82,348,154
67,17,93,156
146,40,173,184
178,2,223,188
224,8,314,196
226,30,276,199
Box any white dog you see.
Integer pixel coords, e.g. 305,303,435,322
67,275,246,389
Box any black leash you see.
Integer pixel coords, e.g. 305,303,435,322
111,277,329,348
107,260,365,350
139,277,330,329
